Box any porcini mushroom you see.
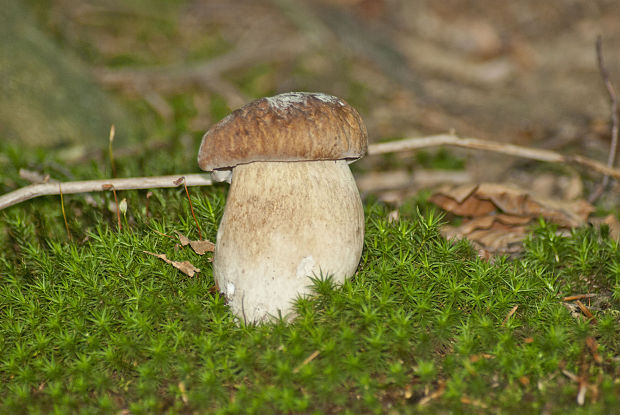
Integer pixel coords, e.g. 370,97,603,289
198,92,367,322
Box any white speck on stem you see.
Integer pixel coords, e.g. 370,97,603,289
296,256,315,279
226,282,235,296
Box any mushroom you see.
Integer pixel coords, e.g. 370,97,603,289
198,92,367,322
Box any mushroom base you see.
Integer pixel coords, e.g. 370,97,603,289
214,160,364,323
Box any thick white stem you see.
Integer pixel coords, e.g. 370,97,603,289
214,160,364,322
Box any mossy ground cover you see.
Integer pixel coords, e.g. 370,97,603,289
0,141,619,414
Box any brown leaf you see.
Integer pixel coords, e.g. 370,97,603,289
174,231,215,255
175,230,192,246
431,183,594,227
441,222,526,256
458,214,531,234
430,184,497,216
434,182,598,257
429,193,497,217
467,228,528,250
143,251,201,277
476,183,593,227
189,239,215,255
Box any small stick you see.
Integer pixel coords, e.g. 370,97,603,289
501,305,519,326
175,176,203,240
293,350,320,373
0,174,212,210
152,229,174,239
576,300,596,323
103,184,122,231
589,36,619,203
367,135,620,179
109,125,117,178
2,134,620,211
59,184,72,241
418,381,446,406
563,294,597,302
562,369,579,382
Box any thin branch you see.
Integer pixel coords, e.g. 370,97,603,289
501,305,519,326
1,134,619,211
589,35,619,202
0,174,212,210
367,134,620,179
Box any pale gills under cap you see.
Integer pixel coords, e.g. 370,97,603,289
197,92,368,171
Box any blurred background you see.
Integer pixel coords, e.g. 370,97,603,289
2,0,620,203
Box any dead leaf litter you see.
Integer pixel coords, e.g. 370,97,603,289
143,251,201,277
429,182,597,256
174,230,215,256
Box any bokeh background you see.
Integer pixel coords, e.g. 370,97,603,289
2,0,620,200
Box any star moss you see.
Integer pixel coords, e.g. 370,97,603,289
0,142,618,414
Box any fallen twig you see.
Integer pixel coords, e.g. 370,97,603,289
501,304,519,326
0,174,212,210
563,294,597,302
293,350,320,373
367,134,620,179
575,300,596,324
589,36,619,202
418,381,446,406
2,134,619,211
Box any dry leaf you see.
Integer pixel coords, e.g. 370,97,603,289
430,184,497,216
431,182,595,257
175,230,192,246
467,228,527,252
143,251,201,277
458,214,531,234
190,240,215,255
174,231,215,255
431,183,594,227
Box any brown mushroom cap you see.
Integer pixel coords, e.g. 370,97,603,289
197,92,368,171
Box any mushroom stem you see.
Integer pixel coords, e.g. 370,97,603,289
214,160,364,322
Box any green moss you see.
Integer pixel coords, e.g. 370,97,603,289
1,138,619,414
0,191,618,413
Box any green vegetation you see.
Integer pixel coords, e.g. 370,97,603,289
4,1,618,412
0,141,618,414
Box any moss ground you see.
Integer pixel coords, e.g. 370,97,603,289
0,140,619,414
